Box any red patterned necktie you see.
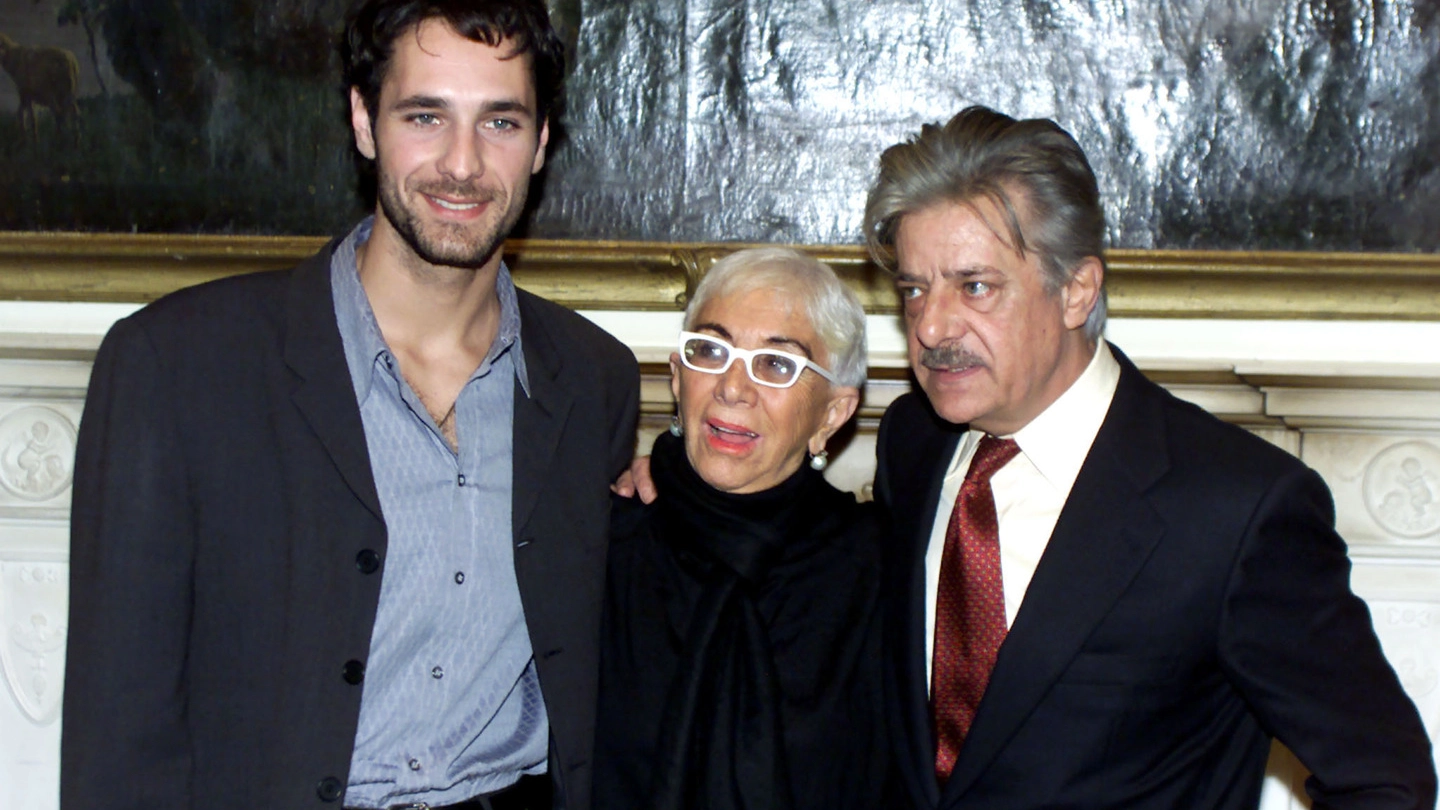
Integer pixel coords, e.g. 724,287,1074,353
932,434,1021,784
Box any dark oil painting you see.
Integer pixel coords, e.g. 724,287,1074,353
0,0,1437,252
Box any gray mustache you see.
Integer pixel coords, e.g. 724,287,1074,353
919,343,985,371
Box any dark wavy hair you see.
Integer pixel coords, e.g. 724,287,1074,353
341,0,565,124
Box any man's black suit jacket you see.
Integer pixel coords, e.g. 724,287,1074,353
60,242,639,810
875,345,1435,809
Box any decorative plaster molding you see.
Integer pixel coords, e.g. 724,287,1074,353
1302,433,1440,555
2,233,1438,320
0,398,82,520
0,407,76,506
1363,441,1440,541
1263,388,1440,432
0,559,67,725
1367,597,1440,730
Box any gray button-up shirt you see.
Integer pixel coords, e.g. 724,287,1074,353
331,219,548,808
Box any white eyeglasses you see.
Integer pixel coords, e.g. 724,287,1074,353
678,331,837,388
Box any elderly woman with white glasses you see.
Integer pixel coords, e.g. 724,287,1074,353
592,248,888,810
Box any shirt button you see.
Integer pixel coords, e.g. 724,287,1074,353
408,758,422,771
457,474,466,487
432,665,444,679
343,659,365,685
454,571,465,585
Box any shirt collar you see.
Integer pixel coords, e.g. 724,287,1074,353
1006,340,1121,494
492,261,530,398
330,216,530,403
331,218,387,404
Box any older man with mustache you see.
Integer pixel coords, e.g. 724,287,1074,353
869,106,1434,810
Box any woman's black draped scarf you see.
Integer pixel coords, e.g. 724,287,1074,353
594,431,886,810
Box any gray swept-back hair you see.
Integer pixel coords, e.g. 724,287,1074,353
684,247,868,388
863,105,1108,341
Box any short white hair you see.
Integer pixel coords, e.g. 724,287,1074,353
684,247,868,388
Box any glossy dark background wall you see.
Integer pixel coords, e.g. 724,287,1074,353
1,0,1437,251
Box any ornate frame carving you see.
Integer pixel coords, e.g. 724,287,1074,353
1,232,1438,319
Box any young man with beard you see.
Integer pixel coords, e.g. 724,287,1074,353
60,2,638,809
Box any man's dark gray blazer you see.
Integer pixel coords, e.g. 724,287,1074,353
60,241,639,810
876,345,1435,809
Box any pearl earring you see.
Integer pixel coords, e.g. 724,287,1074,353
669,415,683,437
809,450,829,471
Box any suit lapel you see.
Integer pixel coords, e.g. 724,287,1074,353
511,292,576,540
883,396,963,808
942,353,1172,803
283,243,384,523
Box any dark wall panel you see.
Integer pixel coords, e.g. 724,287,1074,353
1,0,1436,251
542,0,1440,251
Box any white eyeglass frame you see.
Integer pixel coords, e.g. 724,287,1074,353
677,331,837,388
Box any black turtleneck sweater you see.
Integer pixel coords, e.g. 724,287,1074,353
593,432,887,810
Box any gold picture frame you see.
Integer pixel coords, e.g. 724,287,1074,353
0,232,1438,321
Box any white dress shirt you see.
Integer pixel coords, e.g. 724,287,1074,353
924,342,1121,686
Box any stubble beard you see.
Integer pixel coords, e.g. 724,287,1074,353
377,173,528,271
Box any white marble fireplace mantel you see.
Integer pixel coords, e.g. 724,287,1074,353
3,298,1440,810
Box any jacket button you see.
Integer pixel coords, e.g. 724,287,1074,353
342,659,365,685
316,776,343,802
355,549,380,574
